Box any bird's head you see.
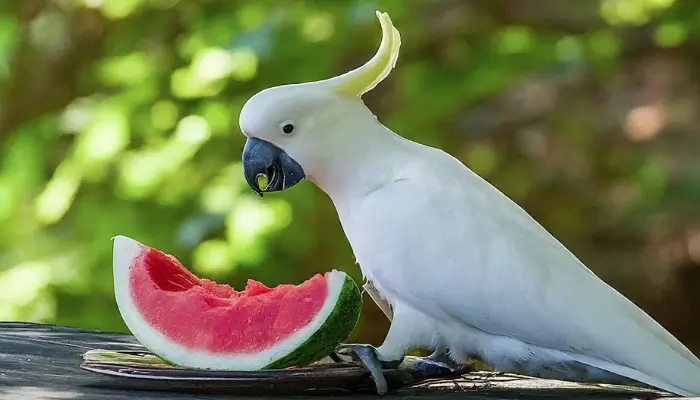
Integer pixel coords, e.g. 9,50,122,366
238,11,401,196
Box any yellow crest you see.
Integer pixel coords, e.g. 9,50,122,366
327,11,402,98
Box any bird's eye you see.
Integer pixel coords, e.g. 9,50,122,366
281,123,294,134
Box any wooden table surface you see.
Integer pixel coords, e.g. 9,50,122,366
0,322,682,400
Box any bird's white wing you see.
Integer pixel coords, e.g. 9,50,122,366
348,157,700,395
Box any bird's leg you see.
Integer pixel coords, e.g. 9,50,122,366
401,342,466,378
427,342,462,370
333,302,437,395
333,343,394,395
333,318,409,396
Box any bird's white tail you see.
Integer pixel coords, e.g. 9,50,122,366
570,352,699,396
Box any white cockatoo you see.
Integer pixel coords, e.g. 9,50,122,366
238,11,700,396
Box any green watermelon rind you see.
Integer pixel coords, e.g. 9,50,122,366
264,274,362,369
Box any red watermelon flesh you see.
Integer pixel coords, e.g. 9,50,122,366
130,245,328,354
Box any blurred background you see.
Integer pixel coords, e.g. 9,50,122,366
1,0,699,354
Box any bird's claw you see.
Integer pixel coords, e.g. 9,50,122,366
332,343,401,395
400,354,464,378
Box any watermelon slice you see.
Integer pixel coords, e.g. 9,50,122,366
112,235,362,371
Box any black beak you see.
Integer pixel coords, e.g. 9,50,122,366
242,137,306,196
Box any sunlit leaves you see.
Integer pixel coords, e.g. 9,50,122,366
191,48,236,82
465,144,499,177
495,26,534,54
117,115,211,199
197,100,235,136
61,97,98,133
300,12,335,43
0,180,13,221
0,262,55,322
555,36,584,62
175,115,211,145
193,239,233,277
28,9,69,56
171,47,259,99
599,0,676,26
171,67,224,99
147,0,179,10
75,105,131,166
35,159,82,225
200,164,242,213
654,22,688,47
226,196,293,267
587,30,621,59
99,0,146,20
237,4,267,31
2,129,50,220
150,100,179,131
632,157,669,207
0,16,18,80
98,52,155,87
229,49,259,81
192,47,259,83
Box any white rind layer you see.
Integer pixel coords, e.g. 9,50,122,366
112,235,346,370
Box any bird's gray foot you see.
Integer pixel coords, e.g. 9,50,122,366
401,348,466,378
332,343,402,395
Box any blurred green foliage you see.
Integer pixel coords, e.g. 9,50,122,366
1,0,700,350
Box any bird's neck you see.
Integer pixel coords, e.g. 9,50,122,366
307,119,411,203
